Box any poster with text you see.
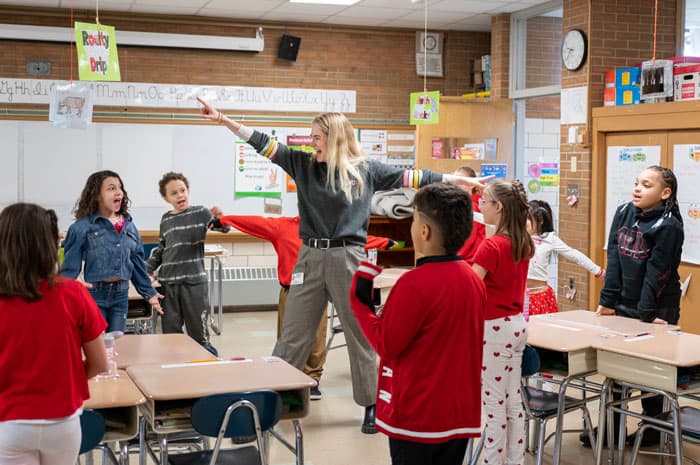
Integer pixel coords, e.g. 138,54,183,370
74,22,121,81
234,141,282,198
286,134,314,193
605,145,661,242
673,144,700,264
410,90,439,125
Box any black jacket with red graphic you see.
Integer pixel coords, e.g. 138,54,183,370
599,201,683,323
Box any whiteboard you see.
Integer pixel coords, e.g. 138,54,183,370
0,120,300,231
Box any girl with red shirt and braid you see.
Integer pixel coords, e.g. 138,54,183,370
472,180,534,465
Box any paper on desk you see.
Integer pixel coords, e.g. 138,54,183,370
624,334,655,342
161,359,251,368
204,244,224,253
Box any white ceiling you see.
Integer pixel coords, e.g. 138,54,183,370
2,0,556,31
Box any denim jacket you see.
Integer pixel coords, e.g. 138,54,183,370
60,212,156,299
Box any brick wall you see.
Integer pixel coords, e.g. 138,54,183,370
558,0,678,310
490,14,511,98
0,7,490,121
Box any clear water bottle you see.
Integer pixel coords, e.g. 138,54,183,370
96,334,119,380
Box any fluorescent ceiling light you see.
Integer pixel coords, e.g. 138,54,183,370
0,23,264,52
290,0,360,5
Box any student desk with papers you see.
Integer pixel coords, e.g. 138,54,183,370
593,331,700,465
127,356,316,465
86,370,146,464
114,334,213,369
526,311,678,465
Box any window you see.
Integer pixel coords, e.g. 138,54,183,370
683,0,700,55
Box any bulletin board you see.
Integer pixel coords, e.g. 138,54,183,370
0,116,415,235
591,101,700,334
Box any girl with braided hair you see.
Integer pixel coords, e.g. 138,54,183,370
472,179,534,465
591,166,684,447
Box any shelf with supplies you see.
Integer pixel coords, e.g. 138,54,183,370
368,216,414,267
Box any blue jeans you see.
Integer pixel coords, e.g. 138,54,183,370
89,281,129,333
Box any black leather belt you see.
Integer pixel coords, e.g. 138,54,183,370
303,238,348,249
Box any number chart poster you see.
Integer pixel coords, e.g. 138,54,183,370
673,144,700,264
605,145,661,242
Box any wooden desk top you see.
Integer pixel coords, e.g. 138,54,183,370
530,310,678,336
115,334,213,369
127,356,315,401
374,267,411,289
86,370,146,409
594,331,700,367
526,319,602,352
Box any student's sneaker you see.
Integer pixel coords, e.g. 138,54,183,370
203,343,219,357
310,385,322,400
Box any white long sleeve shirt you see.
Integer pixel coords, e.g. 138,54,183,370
527,232,602,281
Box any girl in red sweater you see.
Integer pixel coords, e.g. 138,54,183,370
472,180,534,465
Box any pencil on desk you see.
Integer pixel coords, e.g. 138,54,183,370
188,358,220,363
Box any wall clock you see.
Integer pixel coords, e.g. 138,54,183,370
562,29,587,71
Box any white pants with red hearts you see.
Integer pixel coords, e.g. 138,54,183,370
481,313,528,465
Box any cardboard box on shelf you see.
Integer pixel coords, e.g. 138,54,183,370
673,64,700,101
604,87,616,106
616,85,640,106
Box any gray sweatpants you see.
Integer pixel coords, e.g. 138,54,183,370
160,281,210,346
273,244,377,406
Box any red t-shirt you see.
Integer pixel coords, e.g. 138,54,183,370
473,234,529,321
0,278,107,421
458,193,485,264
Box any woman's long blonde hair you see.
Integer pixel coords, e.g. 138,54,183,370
312,113,367,202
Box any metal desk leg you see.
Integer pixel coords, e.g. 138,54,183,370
671,397,683,465
159,436,169,465
208,256,223,336
595,378,613,465
552,376,576,465
138,415,146,465
617,386,630,465
293,419,304,465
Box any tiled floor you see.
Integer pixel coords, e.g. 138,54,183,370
104,310,700,465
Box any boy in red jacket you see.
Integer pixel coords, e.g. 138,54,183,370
211,214,394,400
350,183,486,465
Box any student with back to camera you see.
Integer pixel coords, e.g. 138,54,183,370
61,170,163,333
583,165,684,448
197,96,490,433
350,183,486,465
147,172,223,356
526,199,605,318
472,179,534,465
0,203,108,465
209,212,397,400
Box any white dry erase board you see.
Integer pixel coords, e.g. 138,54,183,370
0,119,305,231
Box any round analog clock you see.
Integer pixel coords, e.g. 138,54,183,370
561,29,587,71
423,33,437,52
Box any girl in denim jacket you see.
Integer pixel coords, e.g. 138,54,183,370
61,170,162,332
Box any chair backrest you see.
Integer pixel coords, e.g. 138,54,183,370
521,344,541,378
143,243,158,260
79,409,106,455
190,390,282,439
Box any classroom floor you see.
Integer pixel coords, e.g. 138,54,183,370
112,310,700,465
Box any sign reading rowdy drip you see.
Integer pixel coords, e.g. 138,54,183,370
74,22,121,82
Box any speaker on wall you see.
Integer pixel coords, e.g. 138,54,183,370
278,34,301,61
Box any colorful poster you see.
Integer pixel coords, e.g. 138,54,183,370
526,162,559,194
673,144,700,264
605,145,661,242
410,90,439,125
234,141,282,198
481,163,508,179
431,138,443,159
451,143,484,160
285,134,313,193
359,129,387,157
74,22,121,81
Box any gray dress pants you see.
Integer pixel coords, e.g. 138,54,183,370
273,244,377,406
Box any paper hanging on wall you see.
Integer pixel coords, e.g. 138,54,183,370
74,22,121,81
410,90,439,125
673,144,700,264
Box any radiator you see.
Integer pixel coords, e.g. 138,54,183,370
206,266,280,307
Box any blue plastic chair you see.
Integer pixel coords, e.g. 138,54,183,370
79,409,106,455
167,390,282,465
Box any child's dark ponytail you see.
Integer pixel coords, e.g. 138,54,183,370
648,165,683,226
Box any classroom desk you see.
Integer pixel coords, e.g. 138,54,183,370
86,370,146,464
526,311,676,465
127,281,159,334
127,356,315,465
593,331,700,465
373,267,411,289
205,246,226,336
114,334,213,369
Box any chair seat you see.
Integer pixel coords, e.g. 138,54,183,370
524,386,581,416
654,406,700,441
168,446,262,465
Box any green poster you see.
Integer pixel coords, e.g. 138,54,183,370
410,90,439,125
74,22,121,81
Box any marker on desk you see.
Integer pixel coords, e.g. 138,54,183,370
629,332,650,338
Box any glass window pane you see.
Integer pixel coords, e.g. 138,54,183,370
685,1,700,55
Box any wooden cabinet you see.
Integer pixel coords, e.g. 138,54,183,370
367,216,414,267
